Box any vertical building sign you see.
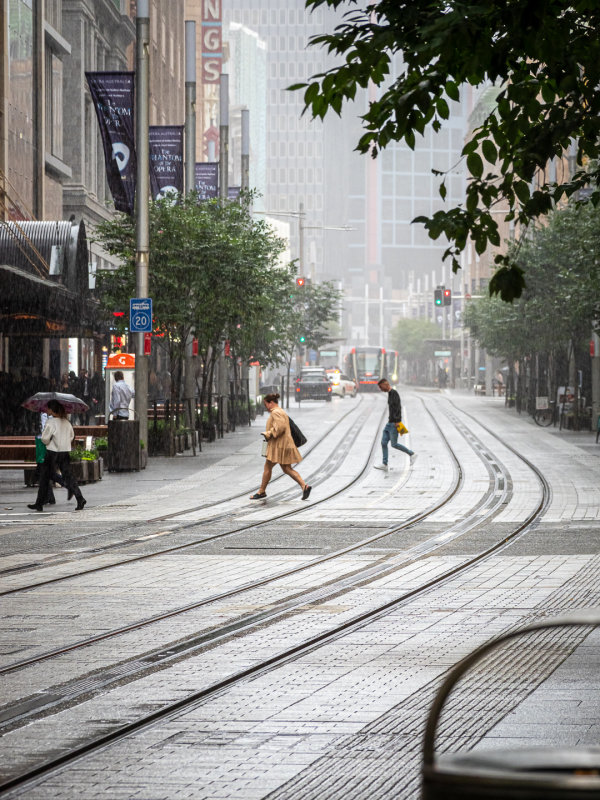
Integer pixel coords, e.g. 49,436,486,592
202,0,222,83
85,72,136,215
149,126,184,200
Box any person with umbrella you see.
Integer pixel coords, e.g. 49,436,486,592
27,399,86,512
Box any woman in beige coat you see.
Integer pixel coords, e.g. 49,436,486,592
250,393,311,501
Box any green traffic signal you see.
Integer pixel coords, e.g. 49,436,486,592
434,288,443,306
299,335,306,343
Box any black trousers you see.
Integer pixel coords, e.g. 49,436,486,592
36,451,83,506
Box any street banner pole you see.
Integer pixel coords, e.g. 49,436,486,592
184,21,196,195
184,21,197,431
219,73,229,201
135,0,149,448
218,73,229,430
240,108,250,409
241,108,249,192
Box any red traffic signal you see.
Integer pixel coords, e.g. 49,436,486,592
296,277,305,287
443,289,452,306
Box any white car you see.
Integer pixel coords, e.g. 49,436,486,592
327,370,358,397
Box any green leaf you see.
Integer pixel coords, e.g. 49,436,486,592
467,152,484,179
445,80,460,102
489,265,526,302
514,181,530,204
481,139,497,164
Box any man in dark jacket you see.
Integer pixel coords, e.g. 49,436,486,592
374,379,416,472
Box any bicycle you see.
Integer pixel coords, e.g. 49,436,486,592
532,400,557,427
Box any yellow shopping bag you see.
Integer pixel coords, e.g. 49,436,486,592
396,421,409,436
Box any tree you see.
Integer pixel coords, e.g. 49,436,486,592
389,318,442,385
391,318,442,362
271,279,343,404
94,194,292,423
294,0,600,300
463,201,600,414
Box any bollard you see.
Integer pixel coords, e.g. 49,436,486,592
422,609,600,799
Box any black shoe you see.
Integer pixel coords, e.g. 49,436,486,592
75,498,87,511
28,504,43,512
46,499,56,505
67,489,74,501
302,485,312,501
249,492,267,500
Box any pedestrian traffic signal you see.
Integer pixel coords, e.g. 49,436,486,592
434,288,443,306
443,288,452,305
296,277,305,287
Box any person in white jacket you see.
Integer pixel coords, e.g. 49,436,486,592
110,371,135,419
28,400,86,512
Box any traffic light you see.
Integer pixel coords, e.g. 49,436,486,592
296,277,305,287
299,334,306,343
434,288,443,306
443,288,452,306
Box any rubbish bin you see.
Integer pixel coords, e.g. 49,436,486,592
107,419,140,471
422,609,600,799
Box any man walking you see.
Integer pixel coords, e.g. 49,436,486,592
374,378,416,471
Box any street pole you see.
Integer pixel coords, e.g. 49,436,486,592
184,20,196,431
219,74,229,200
218,73,229,429
241,108,249,192
135,0,149,450
240,108,250,406
184,21,196,194
298,201,304,276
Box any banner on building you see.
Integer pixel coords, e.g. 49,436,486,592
202,0,222,83
149,126,184,201
228,186,241,200
195,162,219,199
85,72,136,215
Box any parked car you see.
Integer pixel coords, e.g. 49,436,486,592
326,369,358,398
295,374,332,402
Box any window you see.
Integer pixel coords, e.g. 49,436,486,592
45,50,63,159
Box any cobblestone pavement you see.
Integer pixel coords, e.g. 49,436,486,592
1,390,599,798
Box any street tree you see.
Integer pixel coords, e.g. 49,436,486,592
94,194,291,423
293,0,600,300
464,202,600,414
390,318,442,383
272,279,343,405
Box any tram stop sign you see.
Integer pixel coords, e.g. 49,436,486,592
129,298,153,333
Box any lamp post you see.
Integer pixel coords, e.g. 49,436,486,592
135,0,149,450
254,206,353,277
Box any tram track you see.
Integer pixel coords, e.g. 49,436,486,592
0,392,554,796
0,397,460,677
0,394,552,791
0,398,380,595
0,396,364,570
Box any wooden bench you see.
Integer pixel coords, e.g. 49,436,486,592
0,462,36,470
73,425,108,437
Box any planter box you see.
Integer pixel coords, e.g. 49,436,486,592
140,448,147,469
70,460,89,484
87,459,101,482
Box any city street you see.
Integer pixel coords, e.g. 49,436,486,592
1,389,599,799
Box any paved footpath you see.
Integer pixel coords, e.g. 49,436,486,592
1,390,599,799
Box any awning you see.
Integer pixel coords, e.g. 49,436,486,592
0,263,97,337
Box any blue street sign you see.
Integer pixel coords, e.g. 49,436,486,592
130,298,153,332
